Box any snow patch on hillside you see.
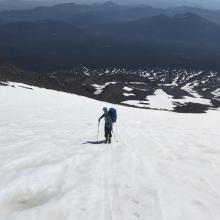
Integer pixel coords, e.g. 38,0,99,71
122,89,211,110
123,87,133,92
212,89,220,97
123,93,135,97
92,82,116,95
181,82,201,98
146,89,173,110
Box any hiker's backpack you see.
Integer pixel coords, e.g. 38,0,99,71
109,108,117,123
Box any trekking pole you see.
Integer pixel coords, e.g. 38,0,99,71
97,121,100,144
112,123,116,141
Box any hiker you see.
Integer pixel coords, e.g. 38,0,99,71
98,107,113,143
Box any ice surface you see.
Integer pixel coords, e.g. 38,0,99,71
0,84,220,220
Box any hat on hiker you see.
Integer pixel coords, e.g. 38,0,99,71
103,107,108,112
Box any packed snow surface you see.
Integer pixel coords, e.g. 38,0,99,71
1,84,220,220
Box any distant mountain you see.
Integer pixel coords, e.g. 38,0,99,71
1,2,220,26
0,0,59,12
0,13,220,71
0,0,34,11
0,2,163,25
165,6,220,25
96,13,220,45
0,20,80,37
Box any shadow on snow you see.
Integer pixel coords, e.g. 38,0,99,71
83,140,106,145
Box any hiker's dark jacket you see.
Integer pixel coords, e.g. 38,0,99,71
99,112,113,129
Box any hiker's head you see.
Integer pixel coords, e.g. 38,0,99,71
103,107,108,113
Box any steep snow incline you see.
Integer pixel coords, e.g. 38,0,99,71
0,84,220,220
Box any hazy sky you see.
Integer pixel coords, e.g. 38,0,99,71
33,0,220,9
1,0,220,9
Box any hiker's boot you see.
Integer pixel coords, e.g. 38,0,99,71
108,138,111,144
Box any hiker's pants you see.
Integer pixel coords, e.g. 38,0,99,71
105,124,112,140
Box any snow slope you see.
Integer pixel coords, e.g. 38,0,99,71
1,84,220,220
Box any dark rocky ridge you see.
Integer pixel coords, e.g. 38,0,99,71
1,62,219,113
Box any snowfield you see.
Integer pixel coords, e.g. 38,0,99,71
1,84,220,220
122,89,212,111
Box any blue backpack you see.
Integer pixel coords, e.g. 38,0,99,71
109,108,117,123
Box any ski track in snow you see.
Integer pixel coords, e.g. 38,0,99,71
0,84,220,220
